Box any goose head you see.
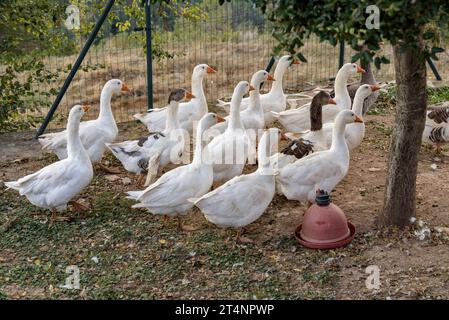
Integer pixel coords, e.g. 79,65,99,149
69,104,90,122
314,90,336,106
104,79,130,95
167,88,195,104
251,70,275,88
200,112,226,129
355,83,381,100
193,64,217,79
336,109,364,125
232,81,255,100
340,63,366,77
278,55,301,69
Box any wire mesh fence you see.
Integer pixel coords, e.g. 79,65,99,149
14,0,449,131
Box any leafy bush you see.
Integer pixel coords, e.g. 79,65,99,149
0,59,62,133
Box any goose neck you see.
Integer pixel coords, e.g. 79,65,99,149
191,74,207,115
309,101,323,131
228,93,244,130
270,63,287,94
192,122,208,166
334,71,351,108
67,115,87,160
256,132,275,174
248,88,261,111
352,93,366,117
165,100,180,132
98,87,116,123
361,61,375,84
330,119,349,155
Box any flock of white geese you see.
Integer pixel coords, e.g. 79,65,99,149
5,55,449,241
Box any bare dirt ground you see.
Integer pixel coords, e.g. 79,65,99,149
1,101,449,300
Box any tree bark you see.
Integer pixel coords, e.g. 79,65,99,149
378,36,427,227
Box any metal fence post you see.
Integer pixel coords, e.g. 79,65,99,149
338,40,345,70
426,56,442,81
145,0,154,111
35,0,116,138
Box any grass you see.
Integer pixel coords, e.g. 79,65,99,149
0,176,339,299
367,85,449,117
427,86,449,105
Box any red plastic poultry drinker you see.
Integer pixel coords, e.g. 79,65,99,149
295,189,355,249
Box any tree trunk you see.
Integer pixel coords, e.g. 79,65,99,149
378,36,427,227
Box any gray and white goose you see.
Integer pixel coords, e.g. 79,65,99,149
423,105,449,154
270,91,336,169
107,89,195,185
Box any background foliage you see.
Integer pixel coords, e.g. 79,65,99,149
0,0,205,133
248,0,449,67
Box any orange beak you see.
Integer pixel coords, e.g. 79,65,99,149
121,83,131,92
370,84,381,92
291,59,301,65
356,66,366,73
267,74,275,81
185,91,195,100
82,105,90,112
249,85,255,92
280,131,288,141
216,115,225,123
355,115,363,123
328,98,337,105
207,66,217,74
120,83,131,92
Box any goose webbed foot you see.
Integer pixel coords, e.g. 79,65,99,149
97,163,121,174
236,229,254,244
69,200,90,212
49,209,73,227
177,216,199,232
435,144,443,155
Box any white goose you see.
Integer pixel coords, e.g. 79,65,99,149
126,113,222,231
209,69,274,134
6,105,93,223
208,81,252,184
107,89,195,185
276,110,363,204
38,79,130,169
134,64,216,133
272,63,365,132
319,84,380,151
217,55,300,125
192,128,279,243
270,91,336,169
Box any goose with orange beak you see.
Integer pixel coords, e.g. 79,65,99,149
6,105,94,225
107,89,195,186
38,79,130,173
270,91,336,169
319,84,380,151
210,70,275,135
217,55,300,126
272,63,365,133
134,64,217,134
126,112,224,232
191,128,281,243
207,81,253,185
276,110,363,205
